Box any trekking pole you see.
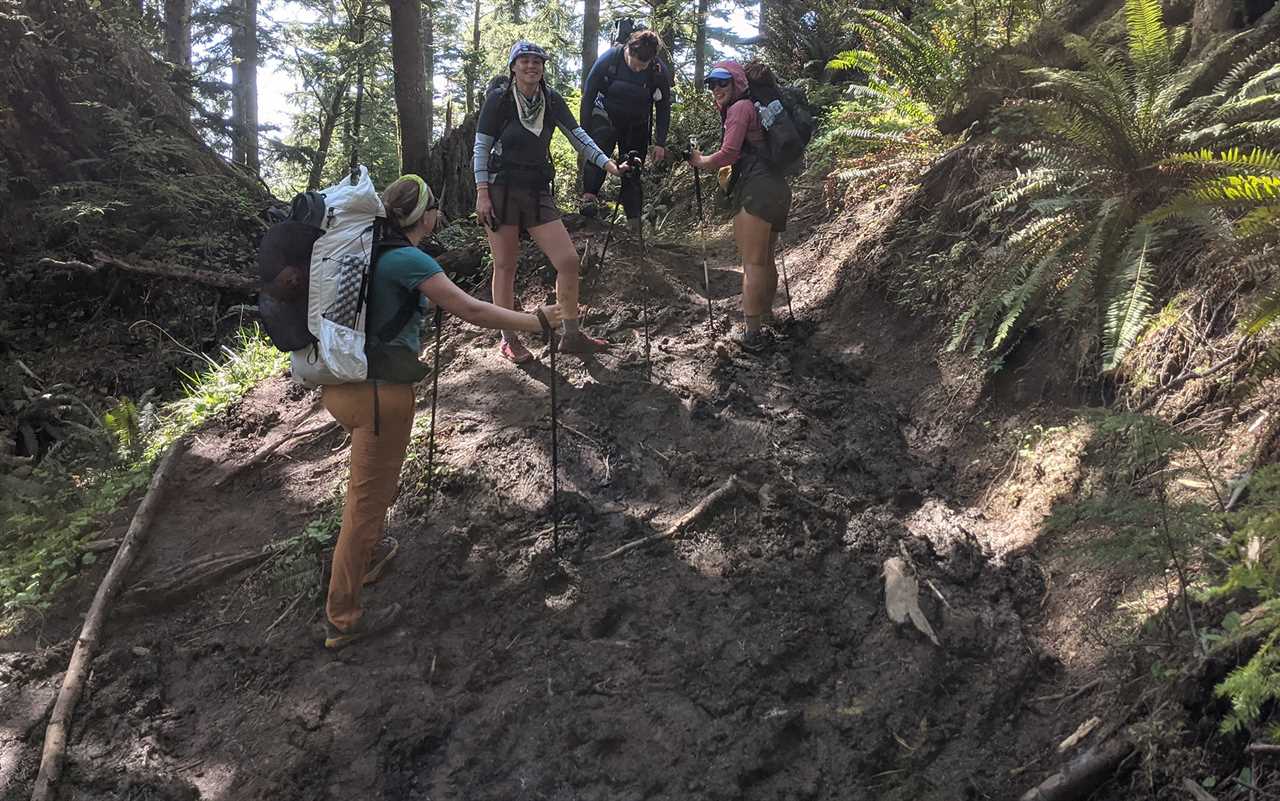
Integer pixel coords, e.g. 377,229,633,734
620,150,651,381
596,194,625,272
688,136,714,331
548,320,560,555
778,234,794,322
425,306,444,508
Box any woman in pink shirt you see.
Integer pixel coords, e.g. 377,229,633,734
687,60,792,351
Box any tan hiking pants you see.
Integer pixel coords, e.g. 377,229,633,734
321,381,415,631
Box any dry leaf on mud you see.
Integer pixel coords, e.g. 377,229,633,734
882,557,940,646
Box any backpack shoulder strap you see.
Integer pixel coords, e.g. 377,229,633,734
367,222,422,344
603,46,624,88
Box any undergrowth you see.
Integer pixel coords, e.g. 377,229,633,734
0,326,286,634
1050,408,1280,747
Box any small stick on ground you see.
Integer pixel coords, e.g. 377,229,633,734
264,590,307,639
595,475,752,560
30,438,186,801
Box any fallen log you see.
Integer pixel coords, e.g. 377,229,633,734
38,252,259,293
30,438,186,801
595,475,753,560
1018,737,1132,801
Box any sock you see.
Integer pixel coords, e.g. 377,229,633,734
745,314,763,334
563,318,580,336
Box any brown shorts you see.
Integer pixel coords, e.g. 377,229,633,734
490,183,561,231
730,158,791,232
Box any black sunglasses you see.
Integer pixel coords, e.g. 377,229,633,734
705,77,732,89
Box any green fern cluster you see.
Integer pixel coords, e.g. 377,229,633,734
829,9,964,115
952,0,1280,370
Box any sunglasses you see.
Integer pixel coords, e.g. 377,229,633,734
705,78,732,90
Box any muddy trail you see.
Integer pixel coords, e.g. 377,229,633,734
3,205,1081,801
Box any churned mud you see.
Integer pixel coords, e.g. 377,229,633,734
2,204,1105,800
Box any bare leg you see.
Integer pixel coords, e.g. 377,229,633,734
734,209,777,319
486,223,531,361
529,219,608,353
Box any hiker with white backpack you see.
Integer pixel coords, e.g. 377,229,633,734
258,171,566,649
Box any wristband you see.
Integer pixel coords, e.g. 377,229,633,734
534,307,552,336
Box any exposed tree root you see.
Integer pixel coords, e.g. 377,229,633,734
214,407,335,487
594,475,754,560
119,548,272,610
30,438,186,801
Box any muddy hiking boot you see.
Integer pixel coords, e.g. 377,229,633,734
362,536,399,586
323,602,402,651
579,194,599,219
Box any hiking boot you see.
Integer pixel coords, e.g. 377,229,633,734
362,536,399,586
579,194,599,218
323,602,402,650
499,337,535,364
738,329,771,354
559,330,610,355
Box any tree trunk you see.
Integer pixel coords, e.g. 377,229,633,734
508,0,522,23
308,79,348,190
445,98,453,134
758,0,769,45
424,112,477,221
230,0,258,173
466,0,481,116
581,0,599,93
422,0,434,141
163,0,192,69
693,0,707,88
1191,0,1234,50
389,0,431,177
651,0,675,61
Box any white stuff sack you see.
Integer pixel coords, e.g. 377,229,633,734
290,165,385,387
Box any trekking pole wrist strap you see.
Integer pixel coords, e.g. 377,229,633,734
535,307,552,336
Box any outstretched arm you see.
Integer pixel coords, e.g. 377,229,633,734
417,273,561,332
550,92,611,171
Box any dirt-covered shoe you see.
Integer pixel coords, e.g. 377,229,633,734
499,338,535,364
362,536,399,586
738,329,771,354
579,194,599,218
323,602,402,650
558,330,610,355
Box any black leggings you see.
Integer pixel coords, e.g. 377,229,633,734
582,112,647,220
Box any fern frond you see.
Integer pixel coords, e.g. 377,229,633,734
1245,287,1280,335
1125,0,1172,99
1165,147,1280,174
1103,224,1158,370
1061,198,1129,319
827,49,880,74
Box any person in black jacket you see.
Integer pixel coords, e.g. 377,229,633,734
473,41,630,363
578,29,672,235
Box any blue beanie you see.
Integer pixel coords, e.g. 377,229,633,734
508,41,548,68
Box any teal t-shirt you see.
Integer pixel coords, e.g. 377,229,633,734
369,246,444,352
